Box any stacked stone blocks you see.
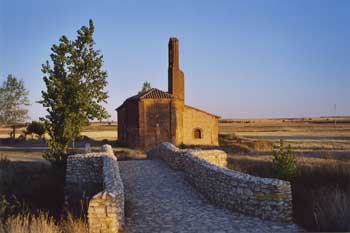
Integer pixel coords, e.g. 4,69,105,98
65,145,124,233
148,142,293,223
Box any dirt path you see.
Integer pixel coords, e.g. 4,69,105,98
119,160,300,233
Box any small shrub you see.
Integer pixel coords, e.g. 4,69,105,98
43,151,67,171
24,121,46,139
272,139,298,181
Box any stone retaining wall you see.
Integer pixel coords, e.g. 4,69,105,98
65,153,103,198
147,143,227,169
148,142,293,223
65,145,124,233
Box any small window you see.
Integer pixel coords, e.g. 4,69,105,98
194,128,202,139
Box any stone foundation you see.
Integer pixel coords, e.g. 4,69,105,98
148,142,293,223
65,145,124,233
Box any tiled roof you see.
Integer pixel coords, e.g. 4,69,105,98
140,88,174,99
116,88,174,110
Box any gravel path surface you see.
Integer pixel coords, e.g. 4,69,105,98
119,160,301,233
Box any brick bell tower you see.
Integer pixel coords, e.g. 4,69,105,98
168,37,185,101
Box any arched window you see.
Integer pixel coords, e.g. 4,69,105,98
193,128,202,139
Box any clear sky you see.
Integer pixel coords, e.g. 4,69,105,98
1,0,349,120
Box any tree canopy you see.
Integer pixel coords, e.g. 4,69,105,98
0,74,30,138
25,121,46,139
40,20,110,164
139,81,151,94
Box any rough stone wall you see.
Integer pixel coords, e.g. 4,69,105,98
88,154,124,233
65,153,104,201
65,145,124,233
190,150,227,168
183,106,219,146
65,154,103,185
149,142,293,223
147,143,227,169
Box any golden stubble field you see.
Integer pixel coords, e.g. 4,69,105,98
220,117,350,154
0,122,118,162
1,117,350,163
0,122,118,140
220,117,350,167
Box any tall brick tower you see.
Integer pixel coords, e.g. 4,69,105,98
168,37,185,101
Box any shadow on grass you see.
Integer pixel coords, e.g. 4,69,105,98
227,156,350,232
0,161,65,220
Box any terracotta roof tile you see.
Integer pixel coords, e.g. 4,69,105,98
140,88,174,99
116,88,174,110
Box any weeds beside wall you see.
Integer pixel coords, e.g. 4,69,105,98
0,158,89,233
228,156,350,232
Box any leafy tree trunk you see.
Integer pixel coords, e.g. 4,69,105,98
11,125,16,140
40,20,110,166
0,75,30,137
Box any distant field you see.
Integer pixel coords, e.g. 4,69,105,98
0,122,118,162
1,118,350,162
81,122,117,140
220,117,350,159
0,122,118,141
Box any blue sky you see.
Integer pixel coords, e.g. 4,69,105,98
1,0,349,120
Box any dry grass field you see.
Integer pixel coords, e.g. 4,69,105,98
0,122,118,141
0,122,117,163
220,117,350,160
1,118,350,163
1,118,350,231
218,117,350,231
0,122,149,163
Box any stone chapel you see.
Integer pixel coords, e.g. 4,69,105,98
116,38,219,148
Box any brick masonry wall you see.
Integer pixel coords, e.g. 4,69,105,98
65,145,125,233
183,106,219,146
139,99,174,148
148,142,293,223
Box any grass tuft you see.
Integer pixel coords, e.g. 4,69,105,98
0,212,88,233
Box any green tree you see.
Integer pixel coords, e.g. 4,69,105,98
24,121,46,139
40,20,110,166
0,75,30,139
138,81,151,94
272,139,298,181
